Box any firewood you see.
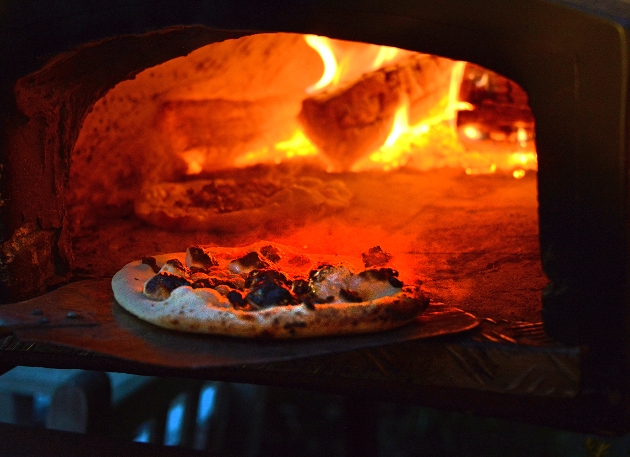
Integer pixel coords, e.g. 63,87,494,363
298,54,455,170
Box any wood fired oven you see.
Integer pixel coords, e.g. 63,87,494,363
1,0,630,439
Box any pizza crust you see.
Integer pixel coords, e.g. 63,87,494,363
112,243,427,339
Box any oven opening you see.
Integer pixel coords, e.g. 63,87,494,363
67,32,544,322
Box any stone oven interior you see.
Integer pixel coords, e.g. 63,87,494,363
3,0,630,440
60,32,545,323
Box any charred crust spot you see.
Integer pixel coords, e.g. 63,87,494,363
171,319,180,326
312,296,335,304
142,256,160,273
288,254,310,267
340,288,363,302
239,313,255,321
361,246,393,268
283,321,307,330
388,276,404,288
260,245,282,263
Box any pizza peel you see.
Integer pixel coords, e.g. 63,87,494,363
0,279,479,368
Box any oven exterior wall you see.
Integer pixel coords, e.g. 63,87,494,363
1,0,630,387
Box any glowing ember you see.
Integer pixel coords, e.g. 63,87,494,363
513,169,526,179
181,148,206,175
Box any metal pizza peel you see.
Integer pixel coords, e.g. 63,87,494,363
0,279,479,368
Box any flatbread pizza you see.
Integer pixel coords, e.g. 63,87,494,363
112,242,428,339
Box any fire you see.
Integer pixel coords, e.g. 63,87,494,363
233,129,319,168
228,35,538,177
305,36,337,93
303,35,407,94
372,46,399,69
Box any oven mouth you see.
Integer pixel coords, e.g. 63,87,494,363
43,31,545,324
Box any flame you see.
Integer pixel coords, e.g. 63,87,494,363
305,35,338,94
233,129,319,168
385,101,409,147
232,36,538,178
372,46,399,69
304,35,408,94
275,129,319,158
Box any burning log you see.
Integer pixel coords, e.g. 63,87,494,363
298,54,455,170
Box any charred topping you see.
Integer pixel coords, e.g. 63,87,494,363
358,268,403,288
246,281,296,309
291,279,310,296
226,290,248,309
165,259,186,270
234,252,269,270
301,297,316,310
244,268,296,309
144,273,191,300
245,269,291,289
309,264,335,282
142,256,160,274
186,246,219,269
260,245,282,263
339,288,363,303
291,279,316,310
161,259,189,276
361,246,393,268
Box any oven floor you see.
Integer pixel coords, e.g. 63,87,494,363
71,167,546,322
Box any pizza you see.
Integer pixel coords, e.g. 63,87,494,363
111,242,428,339
134,173,352,232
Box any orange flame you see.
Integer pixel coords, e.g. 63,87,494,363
305,35,338,94
231,36,538,177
